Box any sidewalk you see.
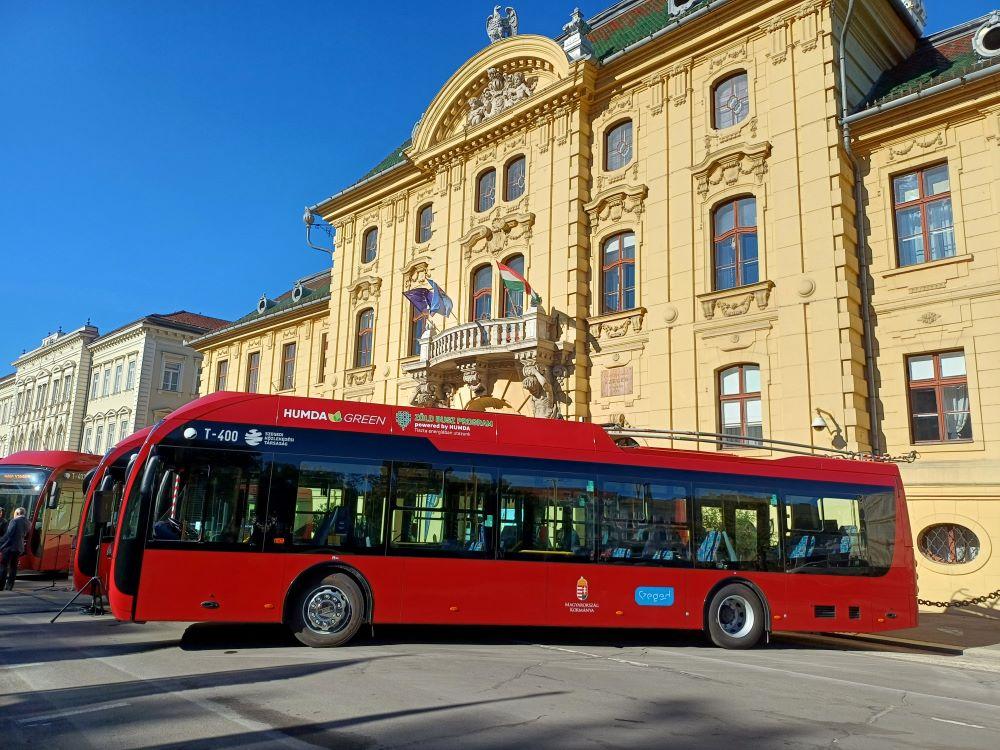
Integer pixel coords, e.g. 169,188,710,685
839,606,1000,655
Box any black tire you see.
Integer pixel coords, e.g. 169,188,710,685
289,573,365,648
706,583,766,649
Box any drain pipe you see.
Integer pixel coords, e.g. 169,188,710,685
837,0,881,454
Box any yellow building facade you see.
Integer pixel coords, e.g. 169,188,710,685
303,0,999,608
192,271,332,399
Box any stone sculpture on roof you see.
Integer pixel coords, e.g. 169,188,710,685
486,6,518,43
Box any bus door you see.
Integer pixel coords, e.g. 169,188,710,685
40,472,87,573
132,446,285,623
391,463,545,625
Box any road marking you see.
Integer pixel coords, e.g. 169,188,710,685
531,643,708,679
653,649,1000,713
18,702,130,725
930,717,985,730
0,662,44,670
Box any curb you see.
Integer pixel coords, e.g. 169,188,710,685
827,632,965,656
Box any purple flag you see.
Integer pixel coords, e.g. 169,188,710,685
403,288,432,313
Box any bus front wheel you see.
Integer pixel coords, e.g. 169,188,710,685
706,583,765,649
290,573,364,648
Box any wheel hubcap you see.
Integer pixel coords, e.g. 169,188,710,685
304,586,351,634
717,594,754,639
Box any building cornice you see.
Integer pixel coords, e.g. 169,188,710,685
188,294,330,351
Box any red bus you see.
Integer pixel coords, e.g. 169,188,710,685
107,392,917,649
73,428,152,592
0,451,100,574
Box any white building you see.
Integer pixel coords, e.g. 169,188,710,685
3,325,99,455
81,312,228,454
0,373,16,456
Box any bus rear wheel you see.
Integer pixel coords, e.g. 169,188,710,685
706,583,765,649
290,573,364,648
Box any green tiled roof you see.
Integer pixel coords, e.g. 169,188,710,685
232,273,331,326
358,139,412,182
862,16,1000,110
590,1,708,61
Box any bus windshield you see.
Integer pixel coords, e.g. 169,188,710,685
0,467,51,517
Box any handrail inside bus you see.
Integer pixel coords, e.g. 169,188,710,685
601,426,919,464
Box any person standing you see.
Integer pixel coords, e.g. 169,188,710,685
0,507,28,591
0,507,8,538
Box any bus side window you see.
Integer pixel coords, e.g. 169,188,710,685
284,458,389,552
390,463,494,556
499,472,595,560
694,485,780,572
600,479,692,565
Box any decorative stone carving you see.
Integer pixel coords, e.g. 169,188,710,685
797,277,816,298
348,276,382,307
458,361,494,399
517,353,562,420
589,308,647,341
704,116,758,153
693,142,772,201
486,5,518,43
562,7,593,61
402,261,430,290
585,185,648,231
467,67,537,126
887,131,946,162
708,42,748,70
461,210,535,260
410,370,449,408
918,312,942,325
699,281,774,320
345,365,375,387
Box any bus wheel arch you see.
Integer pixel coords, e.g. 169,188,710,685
284,564,374,646
702,578,770,649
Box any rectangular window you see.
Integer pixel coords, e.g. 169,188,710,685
63,375,73,402
215,360,229,392
318,334,328,383
50,379,60,405
120,419,128,440
95,425,104,454
246,351,260,393
148,448,264,546
91,372,100,399
694,484,780,571
281,343,296,390
279,456,388,552
161,362,182,392
600,478,691,565
113,364,123,393
783,487,895,574
893,163,956,267
107,422,117,448
498,471,595,560
83,428,92,453
126,360,136,390
907,350,972,443
35,385,47,410
390,463,494,556
102,369,111,397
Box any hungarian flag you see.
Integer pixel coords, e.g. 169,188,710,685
498,262,532,297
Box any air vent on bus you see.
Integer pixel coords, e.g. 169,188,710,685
849,606,861,620
814,605,836,619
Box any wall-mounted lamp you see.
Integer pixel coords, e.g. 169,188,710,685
303,208,335,261
811,412,828,432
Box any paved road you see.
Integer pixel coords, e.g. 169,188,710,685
1,585,998,749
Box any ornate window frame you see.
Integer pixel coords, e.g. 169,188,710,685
603,118,634,172
416,203,434,244
503,154,527,202
710,69,751,131
475,167,497,213
361,226,379,264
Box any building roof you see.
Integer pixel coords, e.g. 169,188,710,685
92,310,230,345
189,270,331,348
860,14,1000,111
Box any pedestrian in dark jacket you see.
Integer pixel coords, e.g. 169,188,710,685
0,507,8,538
0,507,28,591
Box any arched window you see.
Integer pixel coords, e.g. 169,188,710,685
502,254,525,317
355,309,375,367
605,120,633,171
713,71,749,129
504,156,526,201
601,232,636,313
471,264,493,321
476,169,496,213
410,306,429,356
713,196,758,290
719,364,762,448
362,227,378,264
417,204,433,243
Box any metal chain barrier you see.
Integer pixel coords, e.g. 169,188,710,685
917,589,1000,608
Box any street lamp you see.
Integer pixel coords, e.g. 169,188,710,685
304,207,334,261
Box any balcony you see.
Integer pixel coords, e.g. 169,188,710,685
402,306,568,416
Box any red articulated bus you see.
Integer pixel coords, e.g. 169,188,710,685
107,392,917,649
0,451,100,574
73,428,152,592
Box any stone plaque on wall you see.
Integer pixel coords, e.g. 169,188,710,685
601,366,634,398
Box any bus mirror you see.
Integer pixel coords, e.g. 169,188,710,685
47,483,61,509
99,473,116,493
93,490,114,525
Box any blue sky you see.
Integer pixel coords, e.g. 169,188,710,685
0,0,993,369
